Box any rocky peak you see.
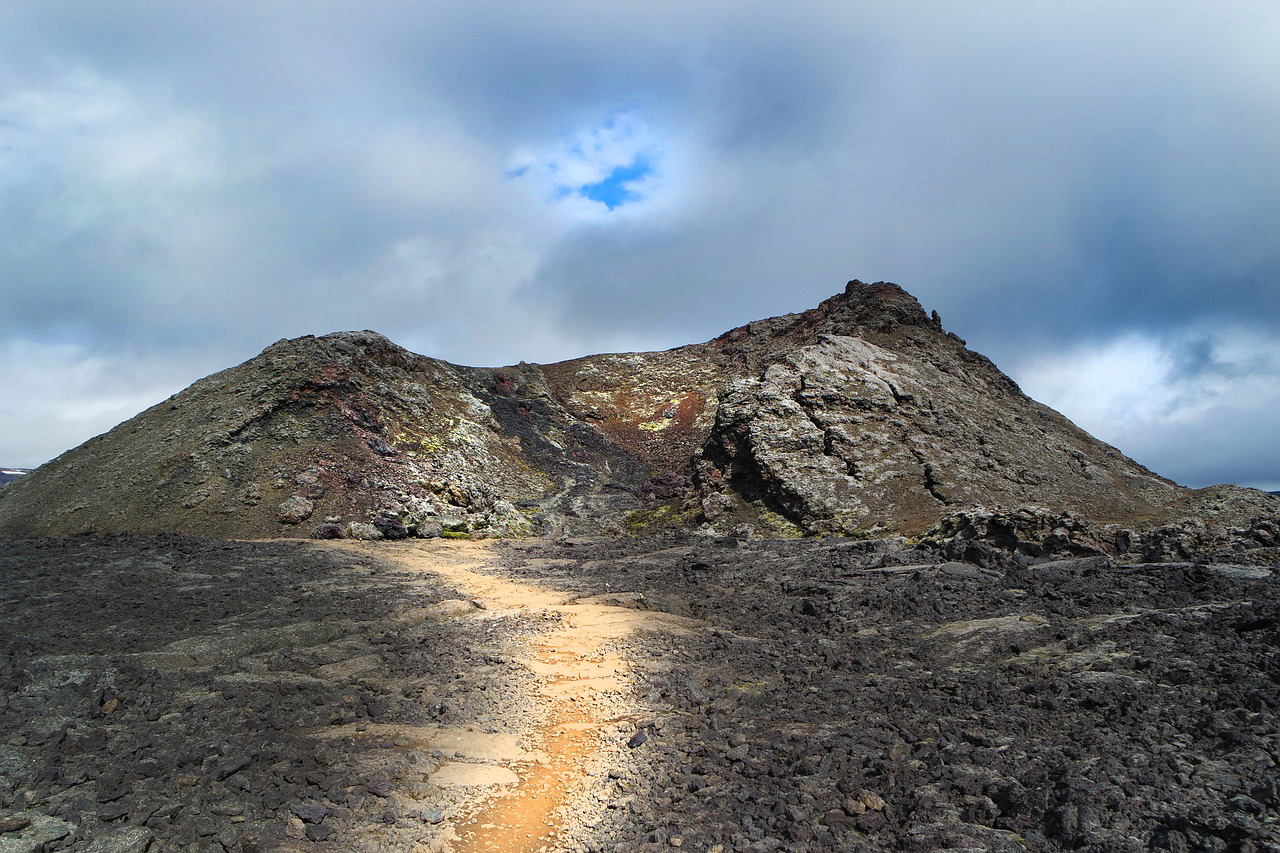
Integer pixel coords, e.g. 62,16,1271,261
817,279,937,333
710,280,923,347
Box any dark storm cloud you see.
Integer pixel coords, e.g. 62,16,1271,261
0,1,1277,488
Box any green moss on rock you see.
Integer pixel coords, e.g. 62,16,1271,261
623,502,701,535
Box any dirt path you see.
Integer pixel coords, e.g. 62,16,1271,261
380,540,697,852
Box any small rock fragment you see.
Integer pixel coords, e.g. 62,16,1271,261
84,826,154,853
277,495,314,525
346,521,383,540
305,823,333,842
0,816,31,833
285,817,307,839
311,522,345,539
290,802,328,824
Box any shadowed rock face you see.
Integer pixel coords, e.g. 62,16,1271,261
1,280,1275,541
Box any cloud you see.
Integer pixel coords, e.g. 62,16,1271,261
1015,326,1280,490
0,1,1277,489
0,338,225,468
508,111,665,216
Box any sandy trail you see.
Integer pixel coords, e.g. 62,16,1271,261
381,540,696,852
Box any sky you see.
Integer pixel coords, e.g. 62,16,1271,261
1,1,1278,490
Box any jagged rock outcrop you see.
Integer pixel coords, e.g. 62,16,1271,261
692,282,1277,537
922,499,1280,567
1,279,1275,542
694,329,1181,535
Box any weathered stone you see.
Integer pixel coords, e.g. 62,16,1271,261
694,326,1198,538
284,817,306,839
290,802,327,824
277,495,314,525
311,522,345,539
84,827,153,853
0,817,31,833
415,522,443,539
346,522,383,541
405,806,445,824
305,824,333,841
372,512,410,540
701,492,734,521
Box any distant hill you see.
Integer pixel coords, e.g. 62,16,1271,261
1,279,1277,542
0,469,31,487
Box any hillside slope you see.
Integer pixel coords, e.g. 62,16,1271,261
1,280,1274,540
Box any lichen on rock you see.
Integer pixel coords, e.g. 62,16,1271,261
277,495,314,525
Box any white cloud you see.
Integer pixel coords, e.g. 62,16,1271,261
1014,327,1280,489
356,124,503,213
0,69,265,327
0,338,210,468
507,111,668,218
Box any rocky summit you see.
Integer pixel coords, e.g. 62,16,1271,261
0,280,1275,556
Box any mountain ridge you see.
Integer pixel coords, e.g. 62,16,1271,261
1,280,1275,547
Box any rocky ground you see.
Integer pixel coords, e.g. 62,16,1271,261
2,534,1278,852
507,538,1280,852
0,536,546,852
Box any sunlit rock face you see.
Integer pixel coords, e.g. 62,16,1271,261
694,310,1181,536
0,280,1275,542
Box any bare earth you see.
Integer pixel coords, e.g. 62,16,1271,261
366,540,696,852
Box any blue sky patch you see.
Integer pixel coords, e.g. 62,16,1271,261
507,111,662,216
577,156,652,210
